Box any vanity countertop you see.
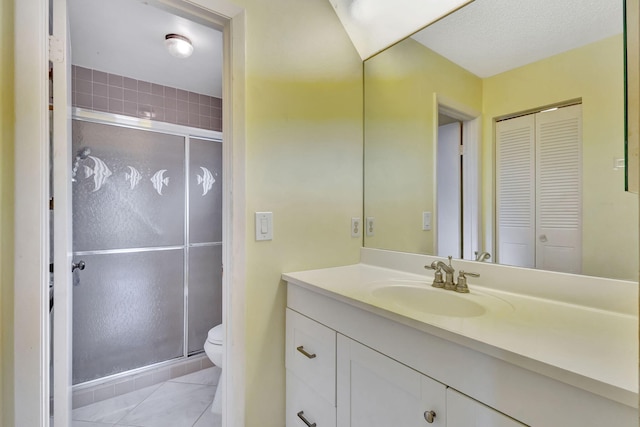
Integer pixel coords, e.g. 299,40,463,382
283,261,638,407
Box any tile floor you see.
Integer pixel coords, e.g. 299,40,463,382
70,367,222,427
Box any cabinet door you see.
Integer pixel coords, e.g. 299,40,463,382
337,334,445,427
447,388,527,427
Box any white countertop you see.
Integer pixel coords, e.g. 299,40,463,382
283,259,639,407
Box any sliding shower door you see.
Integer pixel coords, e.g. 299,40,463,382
187,138,223,354
71,118,222,384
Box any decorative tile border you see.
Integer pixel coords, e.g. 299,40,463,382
72,65,222,131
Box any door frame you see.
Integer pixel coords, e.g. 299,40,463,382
433,94,481,260
13,0,246,425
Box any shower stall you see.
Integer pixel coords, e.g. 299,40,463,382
70,110,222,385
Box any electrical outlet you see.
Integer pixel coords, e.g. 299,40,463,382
366,217,375,237
351,217,362,238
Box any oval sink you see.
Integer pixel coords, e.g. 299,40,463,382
371,284,486,317
368,280,515,318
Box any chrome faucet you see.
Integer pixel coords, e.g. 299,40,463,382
474,251,491,262
424,255,480,293
425,256,455,290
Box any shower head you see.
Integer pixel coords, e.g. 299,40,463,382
71,147,91,181
77,147,91,160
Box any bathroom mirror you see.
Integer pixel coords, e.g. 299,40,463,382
363,0,639,281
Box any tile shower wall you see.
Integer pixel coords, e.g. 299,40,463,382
72,65,222,131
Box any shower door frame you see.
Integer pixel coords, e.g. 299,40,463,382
71,107,223,386
13,0,247,426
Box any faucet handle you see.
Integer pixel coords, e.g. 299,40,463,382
455,270,479,293
425,263,445,288
460,270,480,278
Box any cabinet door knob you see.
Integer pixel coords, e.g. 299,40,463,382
297,410,317,427
424,410,436,423
296,345,317,359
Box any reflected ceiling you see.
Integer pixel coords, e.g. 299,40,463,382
412,0,623,77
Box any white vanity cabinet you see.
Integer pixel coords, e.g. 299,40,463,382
336,334,446,427
284,272,637,427
446,389,525,427
286,307,527,427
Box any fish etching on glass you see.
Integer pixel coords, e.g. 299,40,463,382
83,155,112,192
150,169,169,195
197,166,216,196
125,166,142,190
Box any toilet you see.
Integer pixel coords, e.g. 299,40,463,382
204,324,224,414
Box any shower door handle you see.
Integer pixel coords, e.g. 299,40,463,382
71,260,86,272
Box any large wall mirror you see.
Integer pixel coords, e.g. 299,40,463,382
363,0,638,281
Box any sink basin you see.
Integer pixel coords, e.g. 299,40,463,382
368,282,512,318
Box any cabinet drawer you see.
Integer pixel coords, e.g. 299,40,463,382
287,371,336,427
286,308,336,404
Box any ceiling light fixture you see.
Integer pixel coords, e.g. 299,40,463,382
165,33,194,58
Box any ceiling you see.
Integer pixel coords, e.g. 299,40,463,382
68,0,223,97
68,0,623,94
411,0,623,78
328,0,472,60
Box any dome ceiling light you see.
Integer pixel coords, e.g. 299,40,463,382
165,33,194,58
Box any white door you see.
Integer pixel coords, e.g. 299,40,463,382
535,105,582,273
51,0,74,424
336,335,446,427
437,122,462,258
446,389,527,427
496,106,582,273
496,114,536,268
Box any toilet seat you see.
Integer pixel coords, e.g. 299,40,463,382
207,324,223,345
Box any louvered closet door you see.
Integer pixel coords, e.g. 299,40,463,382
535,105,582,273
496,114,536,268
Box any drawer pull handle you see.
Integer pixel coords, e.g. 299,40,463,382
424,410,436,423
297,411,317,427
296,346,317,359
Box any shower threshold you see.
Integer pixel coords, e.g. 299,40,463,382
71,353,213,409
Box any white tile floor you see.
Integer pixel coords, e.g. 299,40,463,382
71,367,222,427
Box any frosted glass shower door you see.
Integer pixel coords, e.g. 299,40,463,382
188,138,223,354
72,120,186,384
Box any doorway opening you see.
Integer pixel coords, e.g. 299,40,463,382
434,96,482,261
45,0,245,425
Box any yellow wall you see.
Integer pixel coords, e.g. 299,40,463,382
1,0,362,425
0,0,15,424
231,0,363,425
483,34,638,280
364,38,482,254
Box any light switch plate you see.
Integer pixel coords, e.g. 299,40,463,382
422,211,432,231
351,217,362,238
255,212,273,241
